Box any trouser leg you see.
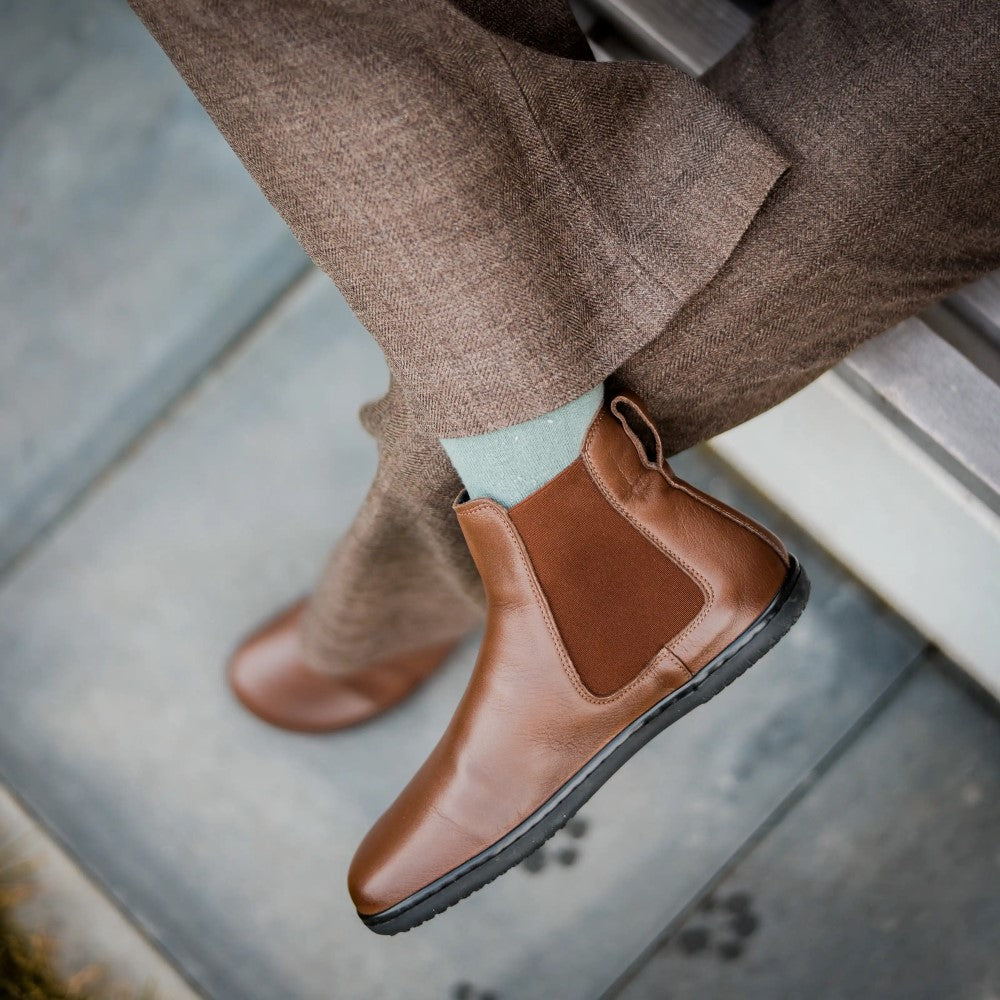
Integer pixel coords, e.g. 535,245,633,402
299,382,484,672
620,0,1000,451
128,0,784,670
128,0,784,437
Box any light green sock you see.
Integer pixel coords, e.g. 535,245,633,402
441,384,604,508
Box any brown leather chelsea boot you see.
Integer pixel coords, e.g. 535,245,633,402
349,392,809,933
228,601,460,732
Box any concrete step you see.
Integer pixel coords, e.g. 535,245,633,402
0,783,200,999
709,369,1000,697
0,269,926,999
579,0,751,73
0,0,308,573
839,316,1000,515
613,656,1000,999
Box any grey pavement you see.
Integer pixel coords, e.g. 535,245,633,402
613,659,1000,1000
0,0,307,571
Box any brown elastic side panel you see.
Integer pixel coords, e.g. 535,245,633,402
508,459,704,697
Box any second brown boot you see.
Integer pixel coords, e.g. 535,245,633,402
228,601,461,732
349,391,809,933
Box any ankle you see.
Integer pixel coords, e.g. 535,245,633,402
440,384,604,507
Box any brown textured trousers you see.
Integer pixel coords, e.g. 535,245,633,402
130,0,1000,674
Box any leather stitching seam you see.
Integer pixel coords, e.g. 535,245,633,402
666,476,789,567
649,645,694,680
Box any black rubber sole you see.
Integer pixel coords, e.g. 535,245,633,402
361,557,810,935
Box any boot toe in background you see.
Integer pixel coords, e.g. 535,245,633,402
228,601,459,733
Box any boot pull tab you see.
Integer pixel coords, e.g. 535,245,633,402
610,394,664,470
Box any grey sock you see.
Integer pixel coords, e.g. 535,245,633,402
441,384,604,508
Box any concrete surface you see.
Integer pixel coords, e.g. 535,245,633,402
614,659,1000,1000
0,0,307,571
1,4,997,999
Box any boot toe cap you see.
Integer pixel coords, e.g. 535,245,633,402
347,802,482,918
228,603,462,733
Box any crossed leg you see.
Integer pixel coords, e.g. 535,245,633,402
128,0,1000,677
